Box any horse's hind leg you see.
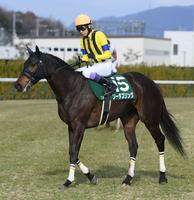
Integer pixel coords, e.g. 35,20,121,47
120,111,139,185
144,123,168,184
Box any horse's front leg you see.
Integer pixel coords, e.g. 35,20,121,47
61,124,96,190
76,159,97,185
61,124,83,189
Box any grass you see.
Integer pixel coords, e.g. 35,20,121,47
0,98,194,200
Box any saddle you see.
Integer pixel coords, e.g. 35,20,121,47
88,74,136,125
88,74,135,101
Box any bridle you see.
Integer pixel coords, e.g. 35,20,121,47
21,52,80,87
22,58,49,84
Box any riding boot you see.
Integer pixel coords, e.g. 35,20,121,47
98,77,117,96
91,73,117,96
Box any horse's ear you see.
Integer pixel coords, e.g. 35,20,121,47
26,45,33,55
35,45,41,58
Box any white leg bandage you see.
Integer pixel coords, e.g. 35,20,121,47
128,157,136,177
76,160,89,174
159,152,166,172
67,164,75,182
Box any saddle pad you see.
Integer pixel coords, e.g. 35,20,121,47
88,74,136,101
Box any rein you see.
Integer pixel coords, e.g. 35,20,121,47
23,53,78,83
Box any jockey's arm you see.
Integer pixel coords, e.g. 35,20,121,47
80,40,89,62
95,49,112,60
81,54,89,62
95,31,112,61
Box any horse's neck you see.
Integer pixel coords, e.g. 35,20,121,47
47,66,84,103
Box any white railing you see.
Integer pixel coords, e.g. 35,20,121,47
154,80,194,84
0,78,194,84
0,78,47,82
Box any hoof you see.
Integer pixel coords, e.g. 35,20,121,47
159,171,168,184
122,175,133,186
90,175,97,185
59,184,69,191
85,172,97,185
59,179,72,191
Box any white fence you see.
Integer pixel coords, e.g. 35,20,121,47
0,78,46,82
154,80,194,84
0,78,193,99
0,78,194,84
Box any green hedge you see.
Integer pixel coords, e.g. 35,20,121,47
118,65,194,80
0,60,194,99
0,60,55,100
0,60,23,78
118,65,194,97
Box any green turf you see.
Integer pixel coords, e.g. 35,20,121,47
0,98,194,200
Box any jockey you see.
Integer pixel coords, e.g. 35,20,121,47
75,14,116,96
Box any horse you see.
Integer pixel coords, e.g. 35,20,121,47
15,46,186,190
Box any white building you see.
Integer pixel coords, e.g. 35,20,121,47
164,31,194,67
15,36,171,66
110,36,170,66
0,46,19,59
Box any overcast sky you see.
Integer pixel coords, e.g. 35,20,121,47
1,0,194,26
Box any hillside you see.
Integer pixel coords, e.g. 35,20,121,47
0,6,77,45
1,5,194,42
97,5,194,36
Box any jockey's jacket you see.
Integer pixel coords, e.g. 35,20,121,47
80,30,112,64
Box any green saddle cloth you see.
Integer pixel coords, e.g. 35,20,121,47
88,74,136,101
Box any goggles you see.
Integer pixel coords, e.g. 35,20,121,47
76,25,88,32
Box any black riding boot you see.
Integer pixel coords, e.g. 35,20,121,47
99,77,116,95
94,74,117,96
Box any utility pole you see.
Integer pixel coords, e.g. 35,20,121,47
182,51,186,67
36,18,47,37
36,18,40,37
12,11,17,45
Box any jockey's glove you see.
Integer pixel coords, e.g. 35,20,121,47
84,59,93,67
76,55,82,67
88,54,96,60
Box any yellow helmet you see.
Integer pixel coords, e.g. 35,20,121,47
75,14,92,26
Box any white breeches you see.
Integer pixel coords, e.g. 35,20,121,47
76,59,114,78
112,61,117,73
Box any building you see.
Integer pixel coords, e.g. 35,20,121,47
108,36,170,66
164,31,194,67
15,36,171,66
0,46,19,60
15,37,80,61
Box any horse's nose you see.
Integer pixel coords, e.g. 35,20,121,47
14,82,23,92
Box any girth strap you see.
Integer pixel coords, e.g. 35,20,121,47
98,95,111,126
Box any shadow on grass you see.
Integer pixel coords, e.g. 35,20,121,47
93,165,126,178
135,170,187,183
44,165,186,186
45,169,64,176
44,165,126,184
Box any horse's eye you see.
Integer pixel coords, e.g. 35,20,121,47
28,63,38,73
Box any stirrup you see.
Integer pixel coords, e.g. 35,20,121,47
104,85,116,96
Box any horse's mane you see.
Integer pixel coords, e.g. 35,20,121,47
43,52,75,71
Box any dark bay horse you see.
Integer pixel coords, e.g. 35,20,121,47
15,46,186,190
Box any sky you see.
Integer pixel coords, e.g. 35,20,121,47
1,0,194,26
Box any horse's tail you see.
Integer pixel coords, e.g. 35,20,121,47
160,100,186,157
